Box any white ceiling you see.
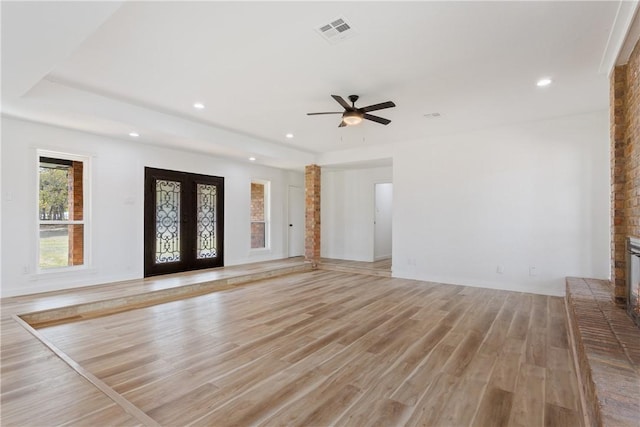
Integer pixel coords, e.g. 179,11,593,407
2,1,638,170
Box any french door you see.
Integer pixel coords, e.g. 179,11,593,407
144,167,224,277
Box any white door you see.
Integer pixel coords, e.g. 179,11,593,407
288,186,305,257
374,183,393,260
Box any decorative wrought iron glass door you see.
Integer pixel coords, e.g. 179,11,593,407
144,168,224,277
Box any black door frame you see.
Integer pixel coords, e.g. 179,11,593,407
144,167,224,277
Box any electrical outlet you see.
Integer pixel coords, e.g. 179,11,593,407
529,266,537,276
496,265,504,274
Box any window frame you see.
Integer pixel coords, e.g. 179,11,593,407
36,149,91,273
250,179,271,251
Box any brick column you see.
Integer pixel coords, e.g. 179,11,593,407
611,64,628,306
305,164,321,265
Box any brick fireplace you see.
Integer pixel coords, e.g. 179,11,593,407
610,37,640,318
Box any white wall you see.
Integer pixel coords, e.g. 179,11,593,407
2,110,610,298
321,166,392,262
392,110,610,296
374,183,393,260
1,117,303,297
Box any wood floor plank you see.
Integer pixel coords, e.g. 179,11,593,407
390,342,459,406
380,322,452,386
545,402,583,426
334,381,409,426
436,376,488,426
508,294,533,340
107,359,179,394
545,367,580,411
361,398,410,427
531,294,549,329
146,383,220,425
490,351,522,393
197,369,326,426
508,363,546,427
291,384,362,426
479,301,517,356
58,404,143,427
121,370,208,413
443,329,484,376
404,372,460,426
526,327,547,367
548,314,570,349
472,386,514,427
255,369,362,425
546,346,572,371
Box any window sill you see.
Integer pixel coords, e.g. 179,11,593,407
28,266,97,281
249,248,272,254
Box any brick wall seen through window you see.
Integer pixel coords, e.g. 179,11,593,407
38,154,86,269
250,181,269,249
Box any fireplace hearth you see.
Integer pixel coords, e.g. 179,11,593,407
626,237,640,327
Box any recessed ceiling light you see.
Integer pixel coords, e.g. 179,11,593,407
129,132,139,137
536,78,552,87
249,157,256,161
285,133,294,139
193,102,205,109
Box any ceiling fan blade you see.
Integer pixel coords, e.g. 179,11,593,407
338,121,347,127
331,95,352,110
360,101,396,113
363,113,391,125
307,112,343,115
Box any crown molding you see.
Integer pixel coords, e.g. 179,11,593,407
599,1,640,76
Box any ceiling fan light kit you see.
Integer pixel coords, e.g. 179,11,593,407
342,111,363,126
307,94,395,127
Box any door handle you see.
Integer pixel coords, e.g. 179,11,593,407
289,224,293,227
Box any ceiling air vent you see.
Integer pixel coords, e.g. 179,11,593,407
315,16,356,44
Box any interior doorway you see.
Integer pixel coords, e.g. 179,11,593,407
288,185,305,257
144,167,224,277
374,182,392,261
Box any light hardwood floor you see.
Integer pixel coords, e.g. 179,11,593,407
3,268,584,426
0,259,306,426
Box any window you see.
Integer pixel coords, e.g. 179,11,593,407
250,180,270,249
38,153,88,270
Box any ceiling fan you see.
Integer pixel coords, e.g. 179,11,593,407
307,95,396,127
